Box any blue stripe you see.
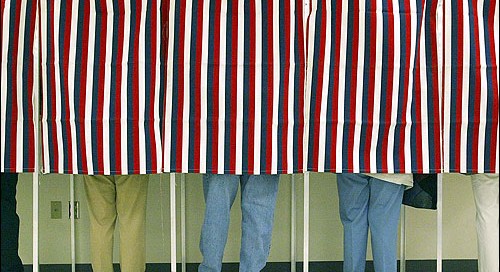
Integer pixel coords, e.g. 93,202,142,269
242,0,250,172
145,0,153,173
109,0,120,172
127,0,138,171
292,1,301,172
410,0,423,172
359,0,373,172
91,0,102,173
424,1,437,170
466,0,477,171
58,0,71,172
22,0,36,170
46,0,57,171
260,0,269,172
342,1,355,172
170,0,182,171
224,2,232,173
205,0,216,172
449,0,459,170
482,0,494,171
278,0,286,172
308,0,323,170
188,0,199,171
376,0,390,171
73,0,86,172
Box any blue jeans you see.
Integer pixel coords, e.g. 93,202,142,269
199,174,280,272
337,174,405,272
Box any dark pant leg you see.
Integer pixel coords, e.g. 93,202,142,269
1,173,24,272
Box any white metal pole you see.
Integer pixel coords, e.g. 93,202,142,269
70,175,76,272
181,174,186,272
400,205,406,272
303,172,310,272
170,173,177,272
33,17,40,268
32,170,39,272
437,174,443,272
291,174,296,272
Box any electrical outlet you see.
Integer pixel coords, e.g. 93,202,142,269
51,201,62,219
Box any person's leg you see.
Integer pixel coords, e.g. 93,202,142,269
368,177,405,272
1,173,24,272
115,174,149,272
337,174,370,272
199,174,240,272
239,174,280,272
83,175,117,272
471,174,499,272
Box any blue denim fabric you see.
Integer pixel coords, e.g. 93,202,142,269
199,174,280,272
337,174,404,272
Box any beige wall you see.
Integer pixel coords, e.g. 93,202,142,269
15,173,478,265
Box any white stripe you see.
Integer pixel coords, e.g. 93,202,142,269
14,0,28,172
218,0,227,174
236,0,244,175
404,0,418,173
102,0,114,175
53,0,64,173
370,0,383,173
68,0,79,174
419,8,430,173
317,0,332,173
304,0,317,173
154,0,162,173
460,0,470,173
138,0,148,174
0,0,11,171
286,0,295,174
85,0,97,175
182,0,193,173
442,0,452,172
121,0,131,174
254,0,262,175
477,0,488,172
41,0,50,173
164,0,176,172
336,0,348,172
271,0,280,174
353,0,366,173
199,0,210,173
387,0,401,173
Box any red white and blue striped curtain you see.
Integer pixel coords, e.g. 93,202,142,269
1,0,39,173
442,0,499,173
40,0,164,175
306,0,442,173
163,0,307,174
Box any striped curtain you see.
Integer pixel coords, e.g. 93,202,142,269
1,0,39,173
163,0,307,174
306,0,442,173
40,0,164,175
442,0,499,173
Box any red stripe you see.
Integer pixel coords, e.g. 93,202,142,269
26,0,38,170
114,1,125,173
429,0,441,171
453,0,464,172
347,0,360,171
471,0,481,172
281,0,291,172
78,1,90,173
229,0,238,174
248,0,256,173
8,2,21,170
96,1,107,174
176,0,186,172
414,49,423,173
296,0,305,172
399,0,412,172
149,0,159,172
380,0,395,172
48,4,60,172
364,3,378,172
265,0,274,174
193,0,204,172
211,0,222,173
131,0,142,173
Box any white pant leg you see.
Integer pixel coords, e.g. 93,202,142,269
471,174,499,272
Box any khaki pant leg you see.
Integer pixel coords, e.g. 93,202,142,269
115,174,149,272
84,175,117,272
